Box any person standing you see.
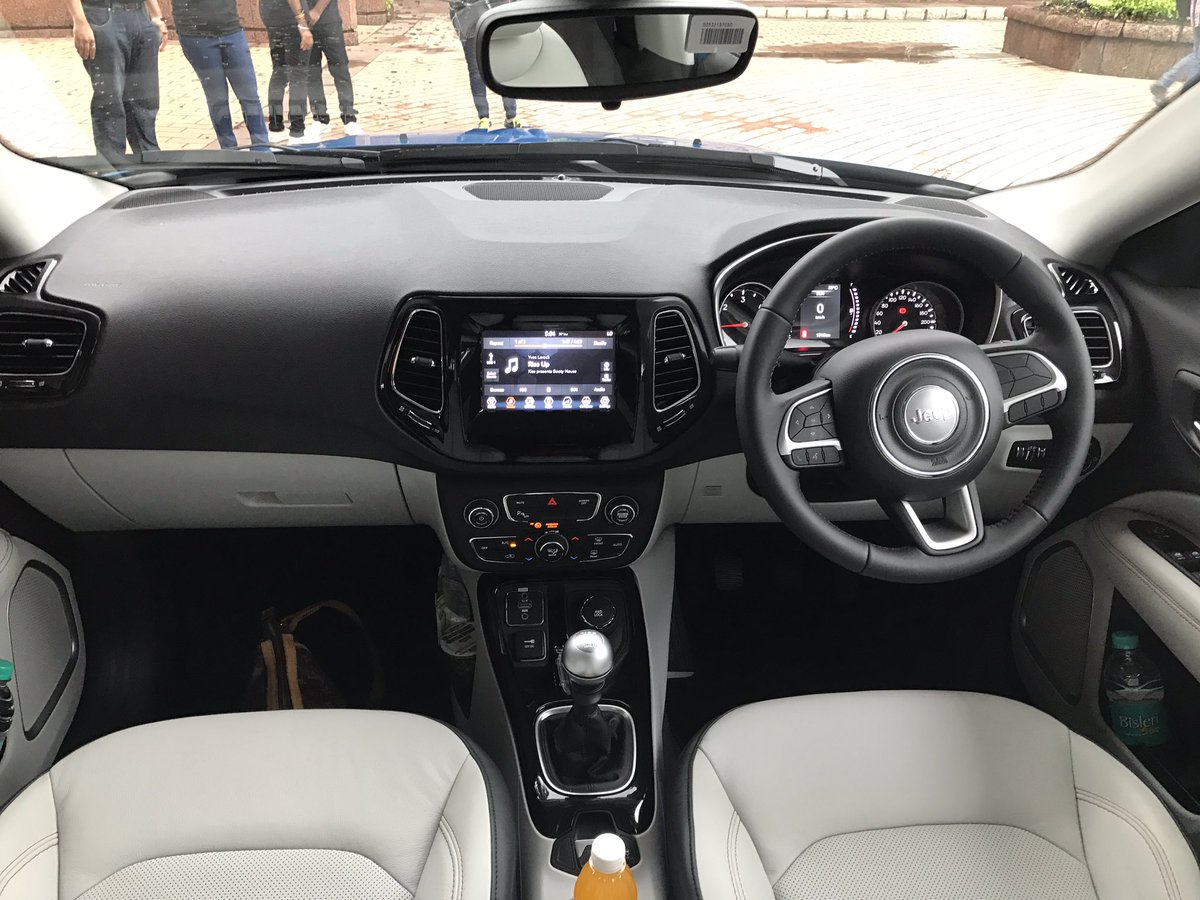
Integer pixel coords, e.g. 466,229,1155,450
172,0,270,147
1151,0,1200,106
449,0,521,129
305,0,363,135
68,0,168,163
259,0,315,141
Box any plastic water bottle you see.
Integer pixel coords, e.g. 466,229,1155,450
1104,631,1169,748
574,833,636,900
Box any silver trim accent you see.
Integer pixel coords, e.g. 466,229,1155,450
651,308,701,412
869,354,990,479
777,386,843,457
501,491,601,523
711,233,1003,349
900,386,960,446
898,485,979,553
535,703,637,797
389,307,444,415
464,500,498,529
988,348,1068,420
986,285,1004,343
0,258,55,296
577,533,634,563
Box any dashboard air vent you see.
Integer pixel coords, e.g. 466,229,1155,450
1072,309,1114,369
390,308,444,413
0,313,87,376
1050,263,1101,299
652,309,700,411
0,261,49,296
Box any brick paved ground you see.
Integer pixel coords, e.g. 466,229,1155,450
0,13,1158,188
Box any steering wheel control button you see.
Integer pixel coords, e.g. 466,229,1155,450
580,534,631,561
898,385,960,448
511,630,547,662
579,594,617,630
604,496,639,526
470,536,520,563
465,499,500,529
534,532,570,562
505,589,546,627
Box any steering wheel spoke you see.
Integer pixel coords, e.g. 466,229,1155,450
889,482,983,555
983,338,1067,426
776,378,845,471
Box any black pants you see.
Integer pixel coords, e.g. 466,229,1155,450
307,18,356,123
81,2,160,161
265,23,309,133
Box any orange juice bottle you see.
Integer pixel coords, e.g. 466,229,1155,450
574,833,637,900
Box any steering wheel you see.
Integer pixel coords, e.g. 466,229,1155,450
737,217,1095,583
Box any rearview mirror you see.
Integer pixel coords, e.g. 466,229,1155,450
476,0,758,103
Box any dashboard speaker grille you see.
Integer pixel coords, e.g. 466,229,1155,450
463,181,613,202
390,308,445,413
1019,542,1093,704
112,189,215,210
0,313,87,376
0,261,49,296
652,309,700,411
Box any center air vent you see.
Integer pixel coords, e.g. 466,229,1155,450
390,308,444,414
652,309,700,411
0,313,87,377
0,261,50,296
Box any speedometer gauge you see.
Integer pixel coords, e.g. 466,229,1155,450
719,282,770,343
870,286,939,336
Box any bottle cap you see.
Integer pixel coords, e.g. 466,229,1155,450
0,659,13,682
1112,631,1139,650
589,833,628,875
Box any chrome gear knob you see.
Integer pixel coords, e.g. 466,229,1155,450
562,629,614,683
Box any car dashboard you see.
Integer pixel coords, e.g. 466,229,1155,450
0,175,1136,573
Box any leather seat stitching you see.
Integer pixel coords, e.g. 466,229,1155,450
0,833,56,896
438,816,463,900
415,754,469,895
1077,788,1181,900
727,810,747,900
1094,518,1200,640
1066,732,1103,899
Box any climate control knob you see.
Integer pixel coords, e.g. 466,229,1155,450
464,499,499,530
604,496,639,527
534,532,569,563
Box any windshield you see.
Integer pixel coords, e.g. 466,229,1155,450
0,0,1184,189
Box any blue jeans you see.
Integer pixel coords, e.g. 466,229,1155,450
1160,29,1200,86
180,31,269,148
81,3,160,162
460,38,515,120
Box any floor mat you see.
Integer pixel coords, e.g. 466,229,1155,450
61,526,447,754
668,523,1027,749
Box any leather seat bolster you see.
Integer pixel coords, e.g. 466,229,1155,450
0,773,57,899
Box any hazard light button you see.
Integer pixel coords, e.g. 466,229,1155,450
503,492,601,523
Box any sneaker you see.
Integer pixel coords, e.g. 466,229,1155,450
1151,82,1168,108
477,117,490,130
303,121,327,142
344,121,364,136
287,132,308,146
504,116,524,129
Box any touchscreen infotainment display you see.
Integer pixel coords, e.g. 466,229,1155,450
481,330,616,412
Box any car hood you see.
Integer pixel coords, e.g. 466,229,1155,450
311,128,767,155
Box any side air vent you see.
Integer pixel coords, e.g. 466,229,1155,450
390,308,444,414
0,261,50,295
1050,263,1101,299
0,313,87,376
1015,264,1122,385
1073,309,1114,369
652,309,700,412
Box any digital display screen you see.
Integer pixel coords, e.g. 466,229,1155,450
795,284,843,340
481,330,616,412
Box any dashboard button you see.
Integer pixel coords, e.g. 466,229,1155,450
465,499,499,529
579,594,617,630
505,492,600,523
511,630,546,662
604,496,639,526
535,533,569,562
470,536,520,563
580,534,631,561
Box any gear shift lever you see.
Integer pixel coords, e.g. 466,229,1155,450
560,629,614,709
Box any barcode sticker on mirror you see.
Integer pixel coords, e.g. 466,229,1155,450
685,15,752,53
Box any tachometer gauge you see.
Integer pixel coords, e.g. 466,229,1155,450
719,282,770,344
870,286,939,336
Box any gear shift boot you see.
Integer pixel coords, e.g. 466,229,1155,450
537,703,636,795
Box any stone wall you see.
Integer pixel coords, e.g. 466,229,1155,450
1004,5,1193,78
0,0,373,42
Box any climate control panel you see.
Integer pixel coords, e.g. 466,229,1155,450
439,477,661,571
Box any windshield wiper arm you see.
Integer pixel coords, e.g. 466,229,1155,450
103,147,378,184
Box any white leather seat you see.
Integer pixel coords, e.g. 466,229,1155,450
0,709,514,899
674,691,1200,900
